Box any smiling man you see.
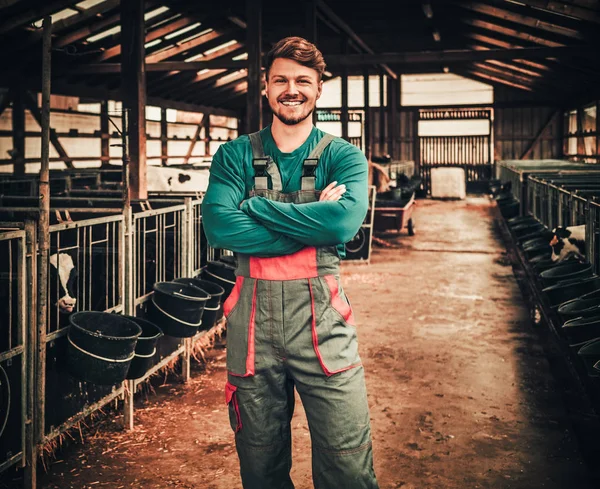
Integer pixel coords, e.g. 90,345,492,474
202,36,379,489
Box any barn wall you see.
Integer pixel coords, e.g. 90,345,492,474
493,87,562,161
367,107,416,162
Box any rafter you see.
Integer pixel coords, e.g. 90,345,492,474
513,0,600,24
460,69,534,91
461,17,565,46
0,0,74,35
316,0,397,79
94,14,194,62
458,1,585,39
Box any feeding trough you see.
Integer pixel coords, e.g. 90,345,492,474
201,260,236,301
123,316,164,380
173,277,225,330
558,296,600,322
539,261,593,288
542,276,600,308
578,338,600,377
562,316,600,346
152,282,210,337
508,215,538,228
67,312,141,385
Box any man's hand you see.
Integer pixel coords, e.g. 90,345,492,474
319,181,346,202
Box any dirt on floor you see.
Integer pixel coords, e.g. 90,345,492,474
3,196,600,489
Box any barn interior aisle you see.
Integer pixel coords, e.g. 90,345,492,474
32,197,598,489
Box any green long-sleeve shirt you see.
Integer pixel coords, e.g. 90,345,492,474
202,125,368,258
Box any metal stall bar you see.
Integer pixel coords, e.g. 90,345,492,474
0,230,27,475
41,214,125,445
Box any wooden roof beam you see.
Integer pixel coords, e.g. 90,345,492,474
0,0,74,35
74,45,585,74
471,62,538,86
316,0,397,79
94,14,196,62
458,1,585,39
196,81,248,107
465,37,553,71
459,69,534,91
145,27,237,64
461,17,565,46
513,0,600,24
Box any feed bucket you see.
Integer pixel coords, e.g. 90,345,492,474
578,338,600,377
539,262,593,288
67,312,141,385
124,316,164,380
201,260,236,301
562,316,600,346
152,282,209,337
175,277,224,330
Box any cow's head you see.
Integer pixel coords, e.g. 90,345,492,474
49,252,77,314
550,227,583,263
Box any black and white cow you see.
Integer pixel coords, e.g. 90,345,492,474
549,225,586,263
49,252,78,328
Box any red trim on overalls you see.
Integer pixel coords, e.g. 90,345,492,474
249,247,318,280
229,281,258,378
223,276,244,318
225,381,242,432
308,280,362,377
324,275,355,326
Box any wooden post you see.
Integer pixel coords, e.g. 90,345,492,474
387,76,397,159
305,0,318,126
160,107,168,166
341,39,349,142
363,69,370,159
100,100,109,167
12,85,25,175
379,73,385,155
121,0,147,199
204,113,211,156
35,16,52,460
246,0,262,133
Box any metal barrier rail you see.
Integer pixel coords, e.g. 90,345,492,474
1,197,229,483
0,230,27,474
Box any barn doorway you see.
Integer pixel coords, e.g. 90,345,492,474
417,107,493,194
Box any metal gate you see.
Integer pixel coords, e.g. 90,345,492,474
418,108,493,194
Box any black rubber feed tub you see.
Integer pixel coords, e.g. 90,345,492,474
508,215,538,227
517,229,553,246
512,222,546,239
67,312,142,385
521,237,549,250
539,262,593,288
562,316,600,346
578,338,600,377
152,282,209,337
174,277,225,330
201,260,236,301
542,275,600,308
123,316,164,380
499,201,519,219
558,297,600,322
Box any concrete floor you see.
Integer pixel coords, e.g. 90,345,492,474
30,196,599,489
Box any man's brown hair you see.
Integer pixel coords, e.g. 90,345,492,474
265,36,326,81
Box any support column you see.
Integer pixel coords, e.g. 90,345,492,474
387,76,397,159
160,107,168,166
379,73,385,155
121,0,147,200
363,69,370,159
341,39,349,142
305,0,318,125
246,0,262,133
12,85,25,175
100,100,109,167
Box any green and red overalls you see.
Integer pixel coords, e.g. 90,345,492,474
202,126,379,489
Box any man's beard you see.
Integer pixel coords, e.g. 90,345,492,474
270,98,315,126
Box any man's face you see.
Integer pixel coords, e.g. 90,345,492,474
265,58,322,126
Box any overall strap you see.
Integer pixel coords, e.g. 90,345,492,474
249,132,283,191
301,133,336,191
